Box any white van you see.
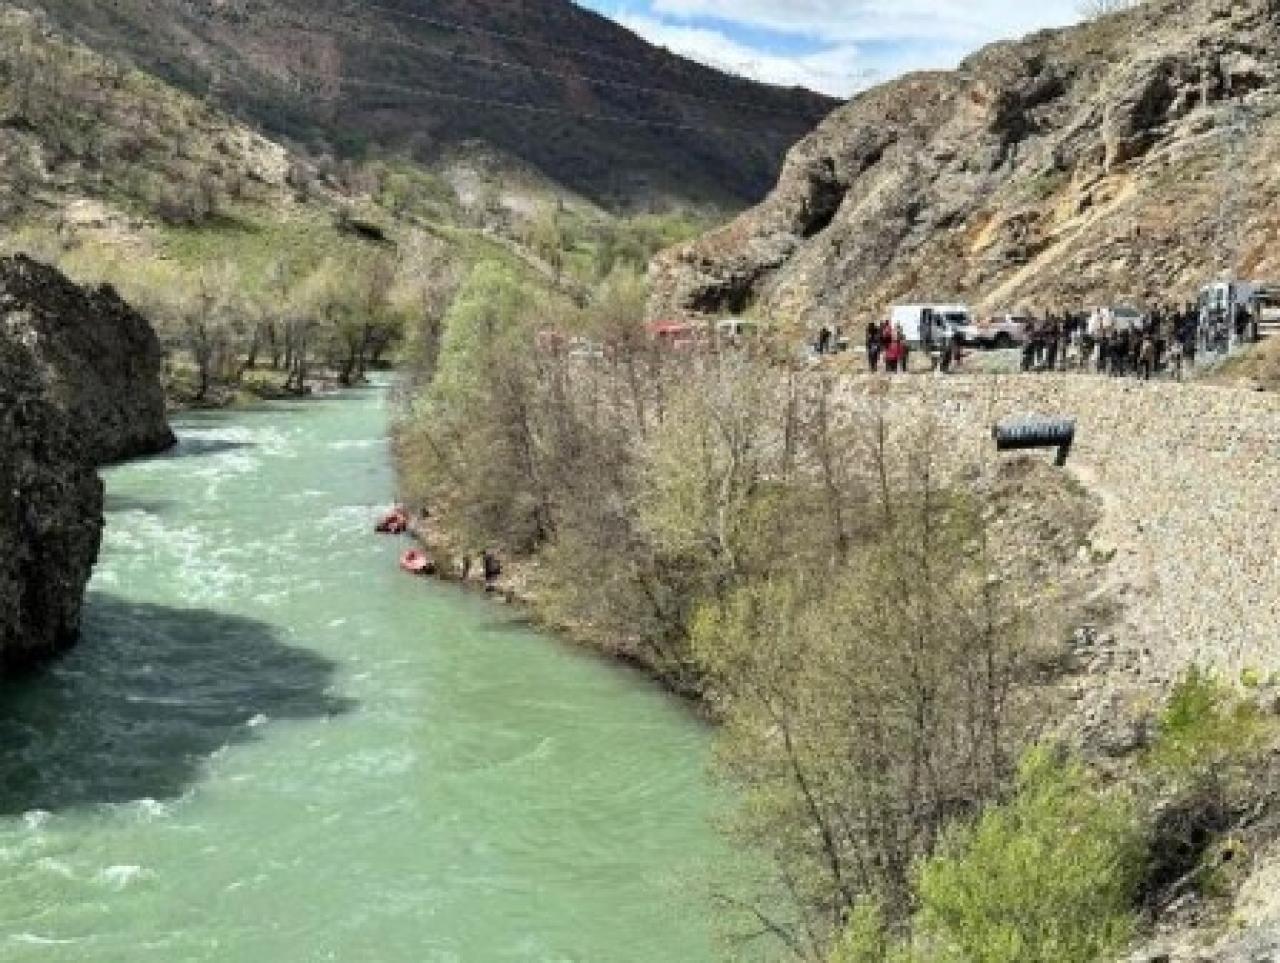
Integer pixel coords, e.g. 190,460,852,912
890,305,971,346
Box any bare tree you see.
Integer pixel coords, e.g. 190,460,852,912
1078,0,1141,18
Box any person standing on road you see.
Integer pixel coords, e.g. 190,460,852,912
1138,331,1155,380
866,321,882,372
1045,315,1062,372
482,549,502,592
1185,308,1200,369
884,332,903,373
817,325,832,356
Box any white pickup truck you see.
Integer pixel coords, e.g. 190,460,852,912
957,314,1032,349
890,304,971,346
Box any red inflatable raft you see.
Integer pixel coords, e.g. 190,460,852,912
376,507,409,535
400,549,433,576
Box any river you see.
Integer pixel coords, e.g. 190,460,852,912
0,382,729,961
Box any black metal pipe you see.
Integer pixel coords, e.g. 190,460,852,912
993,417,1076,466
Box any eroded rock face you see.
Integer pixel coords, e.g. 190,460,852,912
650,0,1280,325
0,256,174,673
0,337,102,673
0,254,175,464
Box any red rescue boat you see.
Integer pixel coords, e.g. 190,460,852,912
400,549,433,576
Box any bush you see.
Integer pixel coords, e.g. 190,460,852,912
1146,666,1270,784
1139,668,1278,911
831,900,894,963
907,749,1145,963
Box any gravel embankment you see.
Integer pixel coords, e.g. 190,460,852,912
849,373,1280,686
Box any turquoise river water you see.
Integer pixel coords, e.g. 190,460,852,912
0,382,728,961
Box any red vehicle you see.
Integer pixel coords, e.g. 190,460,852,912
645,320,702,352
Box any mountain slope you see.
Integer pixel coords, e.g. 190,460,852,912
650,0,1280,324
15,0,836,209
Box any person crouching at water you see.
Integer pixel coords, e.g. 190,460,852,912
482,549,502,592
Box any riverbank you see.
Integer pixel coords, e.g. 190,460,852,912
165,365,390,413
402,512,711,705
392,370,1123,717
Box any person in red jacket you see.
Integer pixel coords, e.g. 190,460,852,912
884,333,904,373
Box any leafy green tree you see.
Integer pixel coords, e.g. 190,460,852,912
401,261,556,553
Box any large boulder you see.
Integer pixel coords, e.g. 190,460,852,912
0,337,103,673
0,254,174,464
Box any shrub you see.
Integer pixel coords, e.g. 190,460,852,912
831,899,893,963
908,749,1144,963
1147,666,1270,783
1139,668,1278,911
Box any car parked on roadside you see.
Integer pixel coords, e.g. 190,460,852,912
645,320,702,352
890,304,971,347
567,337,606,361
716,318,759,349
957,314,1033,349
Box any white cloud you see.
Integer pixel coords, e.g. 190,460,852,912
617,15,870,94
609,1,1084,97
647,0,1082,46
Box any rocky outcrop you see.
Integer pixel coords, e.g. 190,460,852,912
0,336,102,673
0,256,174,674
650,0,1280,325
0,255,174,463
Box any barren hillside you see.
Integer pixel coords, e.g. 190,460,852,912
14,0,836,209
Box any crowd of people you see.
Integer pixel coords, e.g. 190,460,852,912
826,302,1260,379
1015,302,1258,380
860,320,920,373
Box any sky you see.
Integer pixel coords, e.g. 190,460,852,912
575,1,1084,98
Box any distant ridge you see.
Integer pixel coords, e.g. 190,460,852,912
18,0,838,209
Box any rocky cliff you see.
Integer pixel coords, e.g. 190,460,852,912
0,256,174,673
0,255,174,464
650,0,1280,325
0,336,102,673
